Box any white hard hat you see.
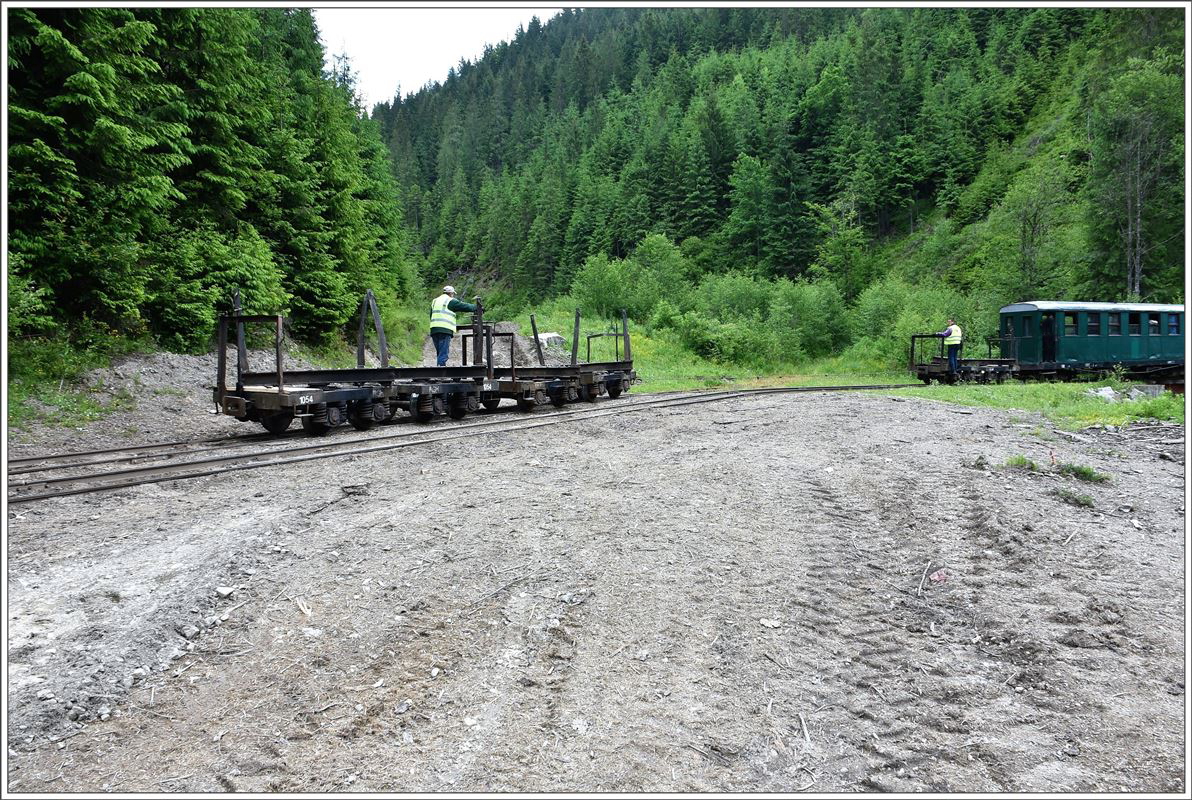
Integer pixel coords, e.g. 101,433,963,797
443,285,455,294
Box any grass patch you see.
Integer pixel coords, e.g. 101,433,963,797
889,380,1185,429
1052,487,1095,508
7,330,150,429
1056,462,1111,483
1006,454,1040,472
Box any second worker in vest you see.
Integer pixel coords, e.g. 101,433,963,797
430,286,478,367
938,317,963,375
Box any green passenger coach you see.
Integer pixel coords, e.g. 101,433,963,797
997,301,1184,380
910,300,1185,384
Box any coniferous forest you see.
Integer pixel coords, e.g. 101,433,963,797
6,7,1186,371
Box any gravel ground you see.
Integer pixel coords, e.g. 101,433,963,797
4,353,1186,793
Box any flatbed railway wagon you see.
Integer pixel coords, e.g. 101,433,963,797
212,291,637,435
911,301,1185,385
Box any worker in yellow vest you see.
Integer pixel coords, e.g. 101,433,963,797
430,286,477,366
938,317,963,375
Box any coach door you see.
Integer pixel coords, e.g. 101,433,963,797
1040,312,1057,363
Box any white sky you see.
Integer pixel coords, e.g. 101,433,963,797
314,6,564,109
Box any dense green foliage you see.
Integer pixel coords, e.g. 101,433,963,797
7,7,1184,381
374,7,1184,369
8,8,418,349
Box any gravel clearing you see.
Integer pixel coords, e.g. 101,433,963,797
5,352,1186,792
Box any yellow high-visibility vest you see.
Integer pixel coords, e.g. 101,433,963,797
430,294,456,334
945,324,963,346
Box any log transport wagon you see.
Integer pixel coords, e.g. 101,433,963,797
213,291,638,436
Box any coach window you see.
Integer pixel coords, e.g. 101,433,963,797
1147,314,1159,335
1021,315,1032,336
1108,313,1121,335
1128,312,1141,335
1169,313,1182,336
1064,312,1078,336
1087,312,1101,336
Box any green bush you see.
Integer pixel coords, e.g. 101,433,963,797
690,271,772,319
673,309,781,370
845,277,977,369
770,278,847,359
572,253,659,319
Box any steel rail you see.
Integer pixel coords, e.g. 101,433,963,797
6,387,704,473
7,389,749,493
8,384,920,504
5,428,292,467
5,390,686,477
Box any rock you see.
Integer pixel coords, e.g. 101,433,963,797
536,332,566,349
1086,387,1120,403
759,618,782,628
431,667,441,678
215,586,236,599
302,627,323,638
36,689,54,701
464,716,479,727
176,624,201,640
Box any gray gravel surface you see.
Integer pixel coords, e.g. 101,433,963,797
4,353,1186,793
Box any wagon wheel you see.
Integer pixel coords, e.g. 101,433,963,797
301,415,331,436
516,396,535,412
482,398,501,411
348,402,376,431
410,395,434,423
578,383,597,402
260,411,293,435
606,380,623,399
448,401,468,420
550,392,566,408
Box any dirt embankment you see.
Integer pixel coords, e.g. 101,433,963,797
5,353,1186,793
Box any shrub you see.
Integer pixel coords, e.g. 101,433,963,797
691,271,773,319
6,253,54,335
770,278,847,359
673,310,781,370
571,253,660,320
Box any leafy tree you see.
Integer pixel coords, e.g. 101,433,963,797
1086,51,1183,299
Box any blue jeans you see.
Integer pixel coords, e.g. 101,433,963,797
432,332,452,366
947,344,961,373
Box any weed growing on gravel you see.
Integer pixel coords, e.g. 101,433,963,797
1052,487,1095,508
1056,463,1111,483
1006,454,1039,471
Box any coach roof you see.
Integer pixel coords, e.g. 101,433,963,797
1000,301,1184,314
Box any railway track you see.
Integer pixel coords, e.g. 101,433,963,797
7,383,919,504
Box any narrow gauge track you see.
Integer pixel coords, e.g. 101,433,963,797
5,389,697,476
7,384,919,504
5,388,705,475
